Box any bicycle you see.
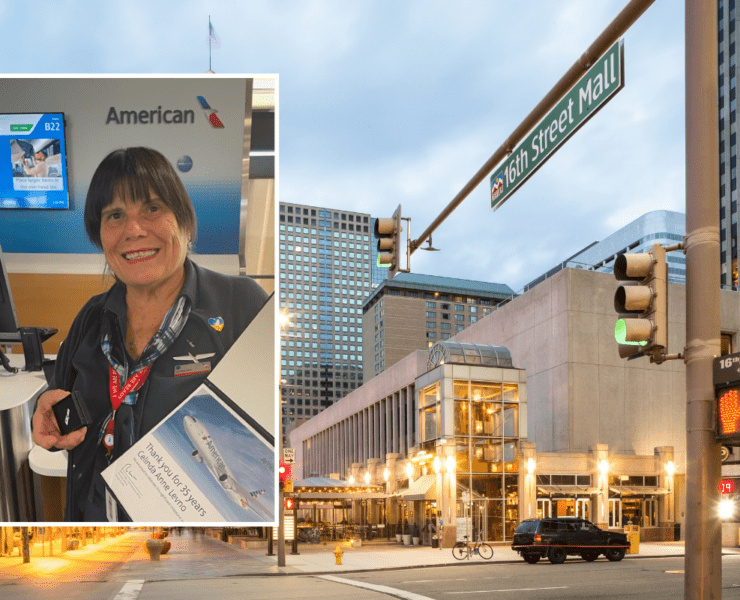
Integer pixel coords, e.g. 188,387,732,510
452,533,493,560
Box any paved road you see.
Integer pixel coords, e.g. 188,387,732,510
2,530,739,600
340,554,740,600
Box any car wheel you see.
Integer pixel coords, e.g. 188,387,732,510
523,553,541,564
605,546,626,562
548,546,567,564
581,551,599,562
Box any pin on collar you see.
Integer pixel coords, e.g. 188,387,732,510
208,317,224,332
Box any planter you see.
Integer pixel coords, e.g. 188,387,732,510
145,538,165,561
396,534,402,543
402,534,412,545
412,537,420,546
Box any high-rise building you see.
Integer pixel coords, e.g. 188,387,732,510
362,273,515,378
521,210,686,293
719,0,738,287
278,202,385,442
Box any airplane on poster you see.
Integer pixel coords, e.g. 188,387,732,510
183,415,273,521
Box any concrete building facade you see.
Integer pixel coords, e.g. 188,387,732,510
362,273,514,379
291,267,734,543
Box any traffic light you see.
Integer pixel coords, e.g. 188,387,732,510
279,460,291,490
375,204,403,280
284,497,296,511
613,242,667,362
715,353,740,446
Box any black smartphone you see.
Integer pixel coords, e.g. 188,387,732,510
52,391,92,435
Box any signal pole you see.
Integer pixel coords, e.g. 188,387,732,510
685,0,722,598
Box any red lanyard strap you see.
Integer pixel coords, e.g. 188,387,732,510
109,364,152,410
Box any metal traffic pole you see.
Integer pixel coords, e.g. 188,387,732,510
408,0,656,255
684,0,722,598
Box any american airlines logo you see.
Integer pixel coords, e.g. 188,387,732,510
197,96,224,128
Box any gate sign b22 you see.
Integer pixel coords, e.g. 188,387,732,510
490,40,624,211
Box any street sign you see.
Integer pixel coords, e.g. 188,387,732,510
283,447,295,463
490,39,625,211
720,479,736,494
714,352,740,388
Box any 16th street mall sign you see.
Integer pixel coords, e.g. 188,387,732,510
490,40,624,211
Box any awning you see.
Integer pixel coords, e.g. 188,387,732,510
537,485,602,495
294,492,387,500
610,486,669,496
396,474,437,501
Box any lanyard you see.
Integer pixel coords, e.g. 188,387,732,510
103,364,152,455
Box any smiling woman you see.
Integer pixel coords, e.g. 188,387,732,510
30,147,268,522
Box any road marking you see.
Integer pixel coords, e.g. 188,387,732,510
114,580,145,600
319,575,435,600
446,587,568,594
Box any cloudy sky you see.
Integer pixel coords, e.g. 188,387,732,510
1,0,684,292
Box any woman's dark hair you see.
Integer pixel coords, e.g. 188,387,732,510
84,147,197,249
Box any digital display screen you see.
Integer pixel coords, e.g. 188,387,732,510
0,113,69,209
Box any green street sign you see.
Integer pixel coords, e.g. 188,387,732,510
491,39,624,211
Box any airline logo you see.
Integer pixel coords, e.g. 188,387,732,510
197,96,224,128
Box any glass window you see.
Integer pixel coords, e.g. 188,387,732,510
426,311,436,318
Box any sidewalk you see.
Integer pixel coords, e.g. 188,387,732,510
0,531,733,584
0,531,143,583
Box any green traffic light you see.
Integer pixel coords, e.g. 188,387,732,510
615,319,647,346
377,254,391,268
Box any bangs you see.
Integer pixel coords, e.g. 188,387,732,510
85,147,197,249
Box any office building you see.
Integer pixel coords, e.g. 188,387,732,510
362,273,515,378
719,0,739,287
278,202,384,441
522,210,686,293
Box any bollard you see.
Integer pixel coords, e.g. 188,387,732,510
333,545,343,565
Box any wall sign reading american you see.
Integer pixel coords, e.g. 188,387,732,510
106,106,196,125
490,39,624,211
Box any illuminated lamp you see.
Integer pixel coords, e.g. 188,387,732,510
527,457,536,474
405,462,414,479
433,456,441,473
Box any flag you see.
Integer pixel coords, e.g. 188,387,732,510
207,20,221,49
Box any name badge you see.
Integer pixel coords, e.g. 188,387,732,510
174,361,211,377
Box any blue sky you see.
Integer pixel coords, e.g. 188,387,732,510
1,0,685,292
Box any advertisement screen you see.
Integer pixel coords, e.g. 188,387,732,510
0,113,69,209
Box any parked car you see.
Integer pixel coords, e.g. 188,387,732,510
511,517,629,564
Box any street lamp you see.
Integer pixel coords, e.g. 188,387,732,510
527,457,536,474
406,461,414,481
364,471,371,485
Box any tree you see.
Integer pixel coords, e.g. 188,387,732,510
21,528,30,563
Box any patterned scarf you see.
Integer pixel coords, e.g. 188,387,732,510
98,295,190,457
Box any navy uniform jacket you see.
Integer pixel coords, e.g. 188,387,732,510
47,259,268,521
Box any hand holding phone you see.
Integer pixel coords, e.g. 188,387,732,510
32,389,88,450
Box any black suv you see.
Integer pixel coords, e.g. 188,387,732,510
511,518,629,564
